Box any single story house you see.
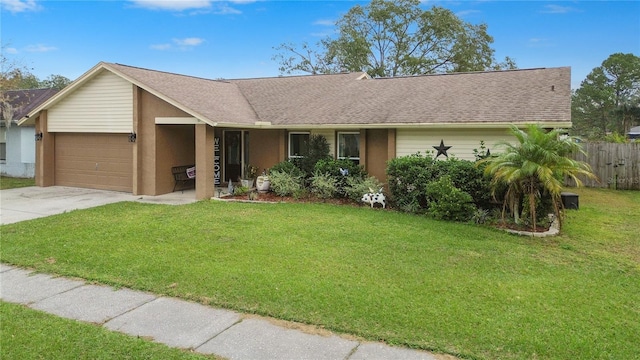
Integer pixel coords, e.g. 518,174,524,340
19,62,571,200
1,88,58,177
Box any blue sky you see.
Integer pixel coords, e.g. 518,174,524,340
1,0,639,88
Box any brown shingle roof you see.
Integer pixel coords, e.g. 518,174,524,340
106,63,259,125
49,63,569,128
231,67,570,126
1,88,59,121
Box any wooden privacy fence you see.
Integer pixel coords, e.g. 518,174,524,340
567,142,640,190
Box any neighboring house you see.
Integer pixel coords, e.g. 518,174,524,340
19,62,571,199
1,88,58,178
628,126,640,140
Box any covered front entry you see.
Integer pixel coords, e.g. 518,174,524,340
54,133,133,192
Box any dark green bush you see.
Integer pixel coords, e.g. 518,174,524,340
269,161,304,178
425,176,476,222
386,153,436,212
433,159,493,208
387,153,494,213
314,158,365,197
291,134,331,178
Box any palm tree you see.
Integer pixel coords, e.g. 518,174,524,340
481,124,595,231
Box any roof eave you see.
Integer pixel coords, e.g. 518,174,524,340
246,121,573,130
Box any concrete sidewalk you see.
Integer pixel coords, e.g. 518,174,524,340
1,264,438,360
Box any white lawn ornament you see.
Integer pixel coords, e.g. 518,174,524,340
361,188,386,209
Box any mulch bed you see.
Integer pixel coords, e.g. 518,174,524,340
222,191,371,207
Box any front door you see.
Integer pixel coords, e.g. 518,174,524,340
224,131,242,183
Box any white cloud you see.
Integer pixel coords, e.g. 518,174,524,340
0,0,42,13
313,19,335,26
174,37,205,46
5,47,19,54
150,43,172,50
528,38,554,48
540,4,577,14
129,0,212,11
212,4,241,14
456,9,481,18
129,0,250,13
24,44,57,52
151,37,205,51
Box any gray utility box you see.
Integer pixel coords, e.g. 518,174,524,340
561,192,579,210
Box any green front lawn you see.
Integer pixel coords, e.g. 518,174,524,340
0,176,35,189
0,302,215,359
1,188,638,359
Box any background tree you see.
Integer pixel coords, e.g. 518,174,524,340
1,50,71,126
274,0,516,77
572,53,640,139
1,51,71,91
39,74,71,90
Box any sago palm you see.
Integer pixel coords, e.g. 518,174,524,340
481,124,595,231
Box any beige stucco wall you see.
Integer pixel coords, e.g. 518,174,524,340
248,129,285,174
156,125,195,194
364,129,391,184
137,88,193,195
35,110,55,187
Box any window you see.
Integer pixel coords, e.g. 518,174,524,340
337,132,360,162
288,132,309,158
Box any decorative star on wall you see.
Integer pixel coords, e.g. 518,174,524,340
433,139,452,159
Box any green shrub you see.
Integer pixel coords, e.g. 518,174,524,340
386,153,435,212
291,134,332,178
425,176,476,222
269,161,304,178
387,153,494,213
310,171,338,199
433,159,493,208
269,170,303,197
314,158,366,197
233,186,249,196
344,176,385,203
471,208,490,224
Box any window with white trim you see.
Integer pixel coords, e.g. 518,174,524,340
288,132,310,158
337,132,360,162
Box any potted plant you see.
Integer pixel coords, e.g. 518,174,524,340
241,164,259,188
256,170,271,192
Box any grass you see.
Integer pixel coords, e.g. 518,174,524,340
1,187,638,360
0,176,35,189
0,301,215,359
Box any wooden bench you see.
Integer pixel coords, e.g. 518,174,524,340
172,165,196,192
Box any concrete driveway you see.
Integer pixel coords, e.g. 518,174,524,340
0,186,197,225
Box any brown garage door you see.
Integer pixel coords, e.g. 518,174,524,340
55,133,133,192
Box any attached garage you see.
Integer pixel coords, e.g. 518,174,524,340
54,133,133,192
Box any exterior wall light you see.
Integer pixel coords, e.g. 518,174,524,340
128,132,137,143
35,132,43,141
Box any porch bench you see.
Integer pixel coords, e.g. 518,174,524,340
172,165,196,192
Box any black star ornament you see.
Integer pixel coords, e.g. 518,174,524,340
433,139,452,159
